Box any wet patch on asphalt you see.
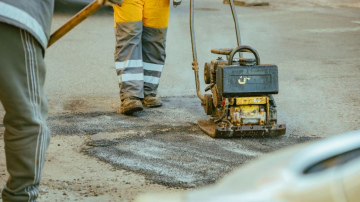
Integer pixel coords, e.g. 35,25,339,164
48,96,319,188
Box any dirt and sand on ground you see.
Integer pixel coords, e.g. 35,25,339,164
1,0,360,201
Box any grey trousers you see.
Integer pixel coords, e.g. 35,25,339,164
0,23,50,202
114,22,168,100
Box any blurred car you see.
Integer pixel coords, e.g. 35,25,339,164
135,130,360,202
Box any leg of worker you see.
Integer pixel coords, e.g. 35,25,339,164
113,0,144,100
0,23,50,202
142,0,170,97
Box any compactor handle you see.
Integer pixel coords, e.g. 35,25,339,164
211,48,252,55
228,45,260,65
211,48,233,55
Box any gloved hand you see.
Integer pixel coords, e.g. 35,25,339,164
173,0,182,7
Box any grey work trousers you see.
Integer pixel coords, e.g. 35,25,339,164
114,22,168,100
0,23,50,202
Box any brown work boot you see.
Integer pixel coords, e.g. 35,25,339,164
142,94,162,108
120,97,143,115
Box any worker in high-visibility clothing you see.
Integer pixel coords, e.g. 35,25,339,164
113,0,181,115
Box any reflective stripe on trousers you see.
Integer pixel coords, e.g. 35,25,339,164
0,23,50,202
113,0,169,100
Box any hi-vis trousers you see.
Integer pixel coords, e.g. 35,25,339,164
113,0,170,100
0,23,50,202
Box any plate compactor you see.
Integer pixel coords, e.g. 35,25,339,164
189,0,286,138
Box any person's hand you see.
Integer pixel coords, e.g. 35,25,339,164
173,0,182,7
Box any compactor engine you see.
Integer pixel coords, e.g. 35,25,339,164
189,0,286,137
198,46,286,137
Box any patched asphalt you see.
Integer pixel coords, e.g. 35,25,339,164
48,96,318,188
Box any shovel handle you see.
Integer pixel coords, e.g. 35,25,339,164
47,0,103,48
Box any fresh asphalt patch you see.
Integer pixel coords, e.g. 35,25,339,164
82,128,316,188
48,96,319,188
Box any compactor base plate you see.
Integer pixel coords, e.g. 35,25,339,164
198,119,286,138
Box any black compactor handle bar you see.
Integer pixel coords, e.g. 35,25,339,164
228,45,261,65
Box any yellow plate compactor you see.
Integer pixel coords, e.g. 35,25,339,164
189,0,286,138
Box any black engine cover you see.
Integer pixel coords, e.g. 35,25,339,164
216,64,278,97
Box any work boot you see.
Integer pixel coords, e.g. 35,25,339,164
142,94,162,108
120,97,143,115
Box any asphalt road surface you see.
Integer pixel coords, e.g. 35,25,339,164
0,0,359,201
49,96,317,188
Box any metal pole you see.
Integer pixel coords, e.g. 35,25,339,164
190,0,204,101
229,0,242,58
190,0,197,61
